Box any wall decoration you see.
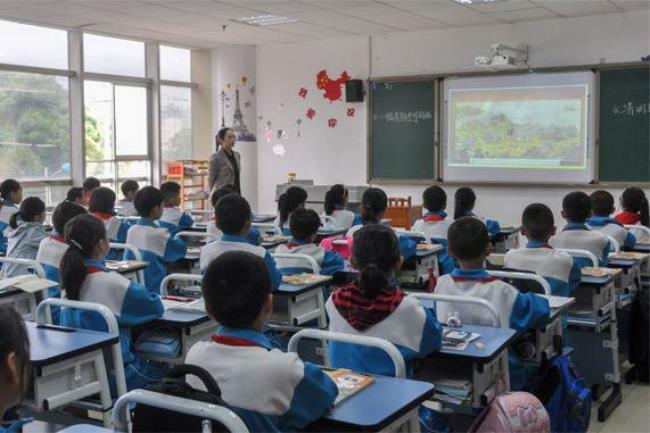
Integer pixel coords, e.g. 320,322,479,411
249,85,256,95
244,101,251,108
272,144,286,157
328,118,338,128
241,76,248,85
265,121,272,144
279,103,285,110
231,87,256,141
226,83,231,89
347,108,355,117
298,87,308,99
219,90,230,128
306,108,316,119
296,118,303,137
316,70,351,102
258,115,263,121
277,129,284,139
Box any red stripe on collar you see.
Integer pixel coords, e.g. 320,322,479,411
211,335,265,348
424,215,445,222
87,265,105,274
91,212,113,221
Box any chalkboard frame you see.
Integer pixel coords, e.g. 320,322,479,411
367,76,439,184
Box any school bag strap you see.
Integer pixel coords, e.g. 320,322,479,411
163,364,223,399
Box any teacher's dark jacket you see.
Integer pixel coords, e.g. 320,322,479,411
208,148,241,193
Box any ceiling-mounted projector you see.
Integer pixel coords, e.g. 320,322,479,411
475,44,528,69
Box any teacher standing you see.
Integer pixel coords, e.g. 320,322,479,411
208,127,241,194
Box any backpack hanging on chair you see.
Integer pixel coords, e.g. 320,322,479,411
469,392,550,433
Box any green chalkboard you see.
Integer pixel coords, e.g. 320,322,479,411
369,80,436,181
599,67,650,182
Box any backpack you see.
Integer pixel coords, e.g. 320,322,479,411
132,364,230,433
535,353,591,433
469,392,550,433
320,236,352,260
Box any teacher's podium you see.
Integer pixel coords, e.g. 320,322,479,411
385,196,422,230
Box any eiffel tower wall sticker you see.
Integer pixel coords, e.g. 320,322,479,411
231,87,256,142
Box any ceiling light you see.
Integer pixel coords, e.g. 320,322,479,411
233,14,299,27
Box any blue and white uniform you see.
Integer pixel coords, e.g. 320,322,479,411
117,199,137,217
207,220,262,245
550,223,610,267
125,219,187,294
185,327,337,433
412,211,455,274
504,242,582,298
273,215,291,237
347,224,417,261
158,206,194,233
36,232,69,323
200,234,282,290
435,268,550,390
587,216,636,250
322,208,356,230
0,200,18,255
59,259,165,391
274,238,344,275
1,221,47,278
465,211,501,240
91,212,130,260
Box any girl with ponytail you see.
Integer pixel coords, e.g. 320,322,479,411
2,197,46,278
274,186,307,235
322,184,355,230
0,179,23,256
454,186,501,240
59,214,166,392
616,187,650,228
346,187,388,238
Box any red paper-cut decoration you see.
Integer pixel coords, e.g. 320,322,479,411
298,87,308,98
306,108,316,119
328,118,337,128
347,108,355,117
316,70,351,102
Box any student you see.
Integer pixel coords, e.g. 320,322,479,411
125,186,187,294
186,251,337,432
412,185,455,274
0,179,22,256
89,187,130,252
504,203,582,298
66,187,89,208
82,177,101,193
201,194,282,290
322,184,355,230
36,202,87,323
454,186,500,240
435,217,550,390
118,180,139,217
615,186,649,228
59,214,166,391
274,186,307,236
275,209,344,275
550,191,610,267
588,190,636,250
158,181,194,233
2,197,47,278
207,186,261,245
0,306,32,433
327,224,442,376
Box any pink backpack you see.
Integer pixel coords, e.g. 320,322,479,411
320,236,353,260
470,392,550,433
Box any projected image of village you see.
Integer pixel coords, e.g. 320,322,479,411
448,85,588,170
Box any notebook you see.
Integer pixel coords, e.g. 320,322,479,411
324,369,375,405
581,267,622,277
442,329,481,351
282,273,331,286
0,275,57,294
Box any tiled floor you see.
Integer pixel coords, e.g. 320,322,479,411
589,383,650,433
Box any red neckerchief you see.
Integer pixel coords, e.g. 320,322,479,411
91,212,113,221
86,265,105,274
51,235,65,243
331,281,404,331
211,335,265,348
615,211,640,225
423,214,445,222
286,242,300,249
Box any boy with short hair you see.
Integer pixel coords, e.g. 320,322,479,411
505,203,582,297
588,190,636,250
118,180,139,217
66,187,89,208
275,208,344,275
200,194,282,290
82,177,101,204
412,185,455,274
208,186,262,245
186,251,337,432
158,181,194,232
435,217,550,390
125,186,187,294
550,191,610,267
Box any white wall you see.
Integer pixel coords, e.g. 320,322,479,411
253,11,649,224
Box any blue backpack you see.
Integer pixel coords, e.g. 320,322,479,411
537,353,591,433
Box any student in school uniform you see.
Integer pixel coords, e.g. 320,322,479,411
125,186,187,294
588,190,636,250
275,209,344,275
66,187,90,209
207,186,261,245
0,306,33,433
273,186,307,236
2,197,47,278
454,186,501,240
36,202,87,324
550,191,610,267
200,194,282,290
322,184,355,230
435,217,550,391
186,251,337,432
59,214,166,391
118,180,139,217
83,177,101,193
412,185,455,274
0,179,22,256
89,187,130,259
158,181,194,233
615,186,649,237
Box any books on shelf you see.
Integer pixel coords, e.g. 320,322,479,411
324,369,374,405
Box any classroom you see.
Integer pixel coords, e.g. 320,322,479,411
0,1,649,432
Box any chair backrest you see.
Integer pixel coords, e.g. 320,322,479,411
409,293,502,327
184,209,213,222
174,231,210,245
388,196,411,208
113,389,249,433
36,298,127,399
625,224,650,242
487,270,552,295
109,243,144,284
160,273,203,296
272,253,321,274
0,257,46,278
288,328,406,378
554,248,599,267
606,236,621,253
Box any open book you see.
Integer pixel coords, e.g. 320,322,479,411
610,251,649,260
282,273,331,286
324,369,375,405
0,275,57,294
442,329,481,351
581,267,622,278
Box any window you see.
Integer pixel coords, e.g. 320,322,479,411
161,86,192,165
0,70,70,181
160,46,191,82
23,183,71,207
83,33,145,77
0,19,68,69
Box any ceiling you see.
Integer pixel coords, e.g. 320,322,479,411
0,0,647,48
